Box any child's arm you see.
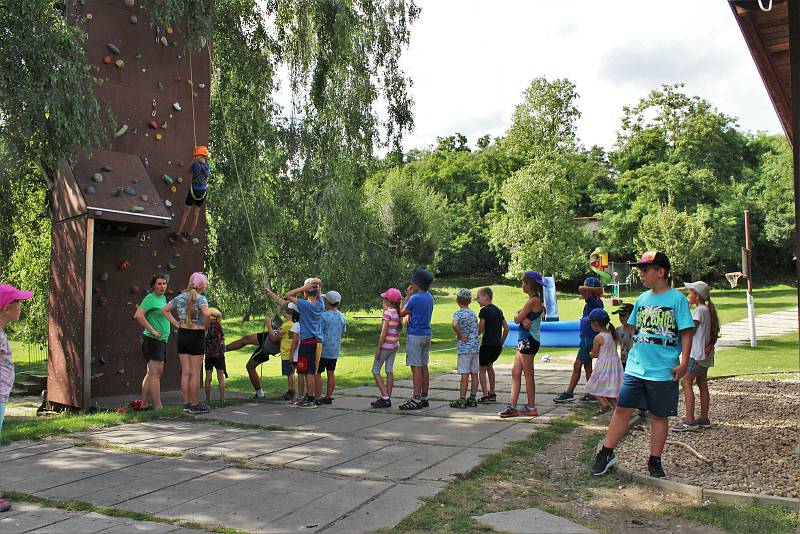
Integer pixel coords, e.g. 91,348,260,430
162,302,181,330
290,334,299,357
478,318,486,335
284,278,320,304
590,335,603,358
514,296,538,325
261,287,286,307
200,303,212,328
399,286,415,317
375,320,390,359
673,329,693,380
451,318,466,341
265,314,281,343
134,305,161,338
501,319,509,345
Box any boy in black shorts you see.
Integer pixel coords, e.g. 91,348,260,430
204,307,227,404
476,287,509,403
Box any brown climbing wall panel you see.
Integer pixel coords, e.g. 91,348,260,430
47,0,210,408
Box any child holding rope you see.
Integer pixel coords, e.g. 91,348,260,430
170,145,210,244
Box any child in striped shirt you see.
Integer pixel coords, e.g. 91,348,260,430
371,288,402,408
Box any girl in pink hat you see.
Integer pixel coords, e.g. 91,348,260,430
162,273,211,414
0,284,34,512
371,288,403,408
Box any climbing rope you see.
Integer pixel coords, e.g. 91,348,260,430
758,0,773,11
188,27,198,148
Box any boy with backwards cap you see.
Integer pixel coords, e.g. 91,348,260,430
318,290,346,404
591,251,694,479
553,276,604,403
399,268,435,410
285,277,324,408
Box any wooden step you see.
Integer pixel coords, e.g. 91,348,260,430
18,372,47,386
12,380,45,396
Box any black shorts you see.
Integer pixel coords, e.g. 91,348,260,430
142,335,166,361
282,360,296,376
177,328,205,355
296,339,319,375
479,345,503,366
317,358,337,374
205,356,228,377
185,188,206,207
516,336,540,356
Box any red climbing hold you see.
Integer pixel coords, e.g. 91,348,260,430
103,55,111,64
173,75,184,82
118,260,130,270
129,285,140,293
149,120,158,129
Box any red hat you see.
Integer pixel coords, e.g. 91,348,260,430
0,284,33,311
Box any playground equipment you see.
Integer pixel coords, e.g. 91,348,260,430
47,1,211,409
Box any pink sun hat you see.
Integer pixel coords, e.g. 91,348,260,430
0,284,33,311
380,288,402,303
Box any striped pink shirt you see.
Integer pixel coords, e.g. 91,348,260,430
381,308,400,350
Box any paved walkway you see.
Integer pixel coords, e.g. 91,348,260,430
716,307,797,348
0,367,584,534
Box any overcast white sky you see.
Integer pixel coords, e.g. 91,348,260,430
399,0,784,152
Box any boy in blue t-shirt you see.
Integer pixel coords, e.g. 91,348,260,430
285,277,325,408
399,268,435,410
318,290,346,404
592,251,694,479
553,277,604,404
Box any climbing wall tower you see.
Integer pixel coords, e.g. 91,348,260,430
47,0,210,409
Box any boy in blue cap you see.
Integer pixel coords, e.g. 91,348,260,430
553,276,604,403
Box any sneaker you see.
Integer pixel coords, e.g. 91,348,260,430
419,399,430,408
183,403,192,413
180,231,191,243
578,393,596,402
314,399,322,407
252,393,265,400
648,458,666,478
672,419,700,432
0,498,11,513
488,393,497,402
553,392,575,404
320,397,333,405
498,404,519,418
299,399,318,409
591,449,617,476
466,397,478,408
371,398,391,408
478,396,491,404
189,404,209,415
168,232,178,244
696,417,712,429
450,398,467,409
295,397,309,408
519,405,539,416
399,399,422,410
280,390,294,401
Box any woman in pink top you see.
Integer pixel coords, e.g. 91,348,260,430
371,288,403,408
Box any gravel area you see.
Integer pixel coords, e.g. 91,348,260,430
616,376,800,498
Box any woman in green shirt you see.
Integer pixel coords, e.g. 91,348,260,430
134,274,170,409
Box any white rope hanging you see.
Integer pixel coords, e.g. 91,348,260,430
758,0,773,12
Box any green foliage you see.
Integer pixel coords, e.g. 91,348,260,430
0,0,114,169
141,0,215,48
752,137,794,252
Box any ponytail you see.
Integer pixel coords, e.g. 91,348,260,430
185,287,198,325
607,319,619,342
393,300,403,332
707,298,720,344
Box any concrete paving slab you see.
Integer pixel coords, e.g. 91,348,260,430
254,434,393,471
0,503,76,533
198,403,333,428
321,482,442,533
326,441,462,480
412,447,491,483
474,507,597,533
83,422,261,453
353,415,511,447
0,503,185,534
471,423,545,450
319,395,447,415
27,511,126,533
424,403,540,422
197,429,326,459
334,386,455,399
0,441,74,463
293,410,403,434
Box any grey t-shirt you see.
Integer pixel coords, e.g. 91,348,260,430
168,291,209,326
690,304,714,367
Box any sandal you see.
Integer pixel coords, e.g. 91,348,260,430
449,398,467,409
466,397,478,408
478,395,491,404
594,405,613,417
488,393,497,402
399,399,422,410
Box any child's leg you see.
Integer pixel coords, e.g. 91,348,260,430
178,354,191,404
297,374,305,398
459,374,468,398
608,397,617,407
469,373,479,396
189,356,203,405
217,370,225,401
521,355,535,407
509,353,523,406
326,370,335,398
374,371,388,397
602,406,635,448
421,364,429,397
246,358,262,391
649,415,669,456
682,373,696,421
387,373,394,397
596,396,609,409
411,366,422,397
696,375,710,420
188,206,200,235
287,371,295,394
205,368,213,403
226,334,259,352
565,357,582,392
487,364,496,395
583,360,593,381
174,206,190,235
479,366,489,397
315,371,323,399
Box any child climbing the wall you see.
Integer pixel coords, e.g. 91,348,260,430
584,308,623,417
204,307,227,405
0,284,33,513
673,281,719,432
399,268,435,411
553,277,604,404
170,145,210,244
476,287,508,404
450,288,481,409
318,291,346,404
371,288,402,408
498,271,544,418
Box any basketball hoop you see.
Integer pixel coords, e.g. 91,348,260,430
725,272,747,289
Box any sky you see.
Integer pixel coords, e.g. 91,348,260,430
399,0,784,152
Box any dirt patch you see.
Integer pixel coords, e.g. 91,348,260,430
616,377,800,498
483,422,726,533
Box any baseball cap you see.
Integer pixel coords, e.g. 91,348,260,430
189,272,208,289
612,303,634,316
588,308,610,323
0,284,33,311
287,302,298,311
684,281,710,301
304,277,320,291
322,290,342,305
632,251,671,271
456,288,472,300
524,270,545,287
380,288,402,302
583,277,602,288
410,268,434,291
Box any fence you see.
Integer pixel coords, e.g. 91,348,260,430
23,343,47,369
608,261,643,294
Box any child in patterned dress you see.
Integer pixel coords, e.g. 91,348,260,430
585,308,624,416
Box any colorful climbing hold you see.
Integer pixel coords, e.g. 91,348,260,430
113,124,128,138
124,0,135,7
103,55,111,64
115,59,124,69
172,102,182,111
99,271,109,281
168,263,177,270
124,187,136,196
94,210,103,217
160,121,167,129
192,237,200,246
129,285,140,293
86,13,93,20
160,36,168,47
149,120,158,129
117,368,125,375
118,260,130,270
106,43,120,55
101,164,112,172
162,174,174,185
85,186,96,195
92,172,104,183
198,83,206,89
164,200,172,208
157,81,164,91
113,187,124,197
166,26,173,34
98,296,109,306
170,186,177,193
131,205,145,212
130,14,138,24
176,177,183,184
141,194,148,202
151,249,158,257
173,251,181,258
155,133,163,141
134,52,142,59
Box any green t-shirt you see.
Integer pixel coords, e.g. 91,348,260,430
140,293,170,341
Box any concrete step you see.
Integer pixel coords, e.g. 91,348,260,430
19,372,47,386
13,379,45,396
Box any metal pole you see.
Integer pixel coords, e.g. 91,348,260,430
744,210,757,347
790,0,800,356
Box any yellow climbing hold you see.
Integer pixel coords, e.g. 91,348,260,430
155,133,163,141
166,26,173,34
